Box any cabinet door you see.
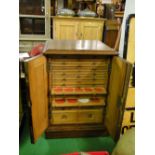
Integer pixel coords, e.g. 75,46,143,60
27,55,48,143
54,20,79,40
105,56,132,141
80,21,104,40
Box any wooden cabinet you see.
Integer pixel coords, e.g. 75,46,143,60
54,19,79,40
80,21,103,40
53,17,105,40
25,40,132,143
103,20,121,48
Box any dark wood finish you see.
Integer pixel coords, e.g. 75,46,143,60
103,20,121,48
44,40,118,55
105,57,132,141
45,124,108,138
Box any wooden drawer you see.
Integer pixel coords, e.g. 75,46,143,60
51,110,77,124
51,96,106,107
50,109,104,125
52,78,106,86
78,109,104,124
51,61,109,67
50,58,109,63
51,86,107,95
50,65,106,70
51,72,107,80
51,69,107,76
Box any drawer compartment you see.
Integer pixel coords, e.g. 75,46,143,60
52,79,107,86
50,66,105,70
51,110,77,124
51,96,105,107
51,86,107,95
50,109,104,125
51,61,109,67
78,109,104,124
51,73,107,80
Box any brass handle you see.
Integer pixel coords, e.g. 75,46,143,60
61,114,67,119
62,61,66,65
62,78,66,81
80,33,83,39
88,113,93,118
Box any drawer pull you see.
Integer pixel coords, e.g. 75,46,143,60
62,62,66,65
88,113,93,118
61,114,67,119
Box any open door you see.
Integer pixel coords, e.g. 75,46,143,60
105,56,132,141
27,55,48,143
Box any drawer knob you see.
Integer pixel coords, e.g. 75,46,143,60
88,113,93,118
62,78,66,81
62,62,66,65
61,114,67,119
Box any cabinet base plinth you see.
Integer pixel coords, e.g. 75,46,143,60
45,124,108,138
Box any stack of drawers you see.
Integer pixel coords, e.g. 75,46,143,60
48,56,110,125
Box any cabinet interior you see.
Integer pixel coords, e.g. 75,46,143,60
46,55,112,137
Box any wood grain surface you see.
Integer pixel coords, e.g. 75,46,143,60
44,40,118,55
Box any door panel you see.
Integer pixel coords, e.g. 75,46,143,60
27,55,48,143
54,20,79,40
105,56,132,141
80,22,104,40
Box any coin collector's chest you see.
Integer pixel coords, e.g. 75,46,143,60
26,40,132,143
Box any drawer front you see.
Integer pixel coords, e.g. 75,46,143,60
51,110,77,124
51,61,109,67
49,58,109,70
51,109,104,125
51,69,107,76
78,109,104,124
51,96,106,107
50,66,106,70
51,72,108,79
50,58,109,63
51,86,106,95
52,79,106,86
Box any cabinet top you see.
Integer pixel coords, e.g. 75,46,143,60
44,40,118,56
